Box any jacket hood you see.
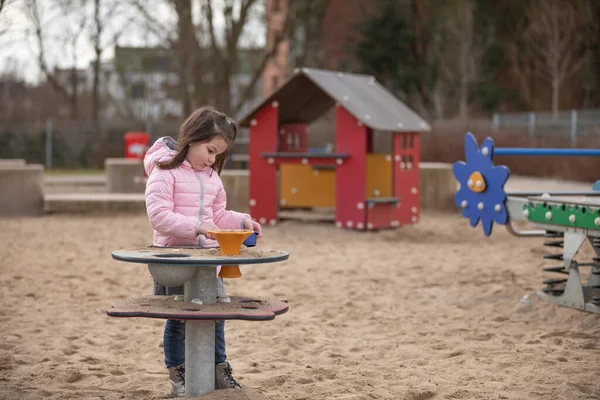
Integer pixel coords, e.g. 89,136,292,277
143,136,217,176
144,136,181,176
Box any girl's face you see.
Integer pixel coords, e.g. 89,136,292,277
187,136,229,171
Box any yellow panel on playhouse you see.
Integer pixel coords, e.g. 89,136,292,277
279,164,336,208
365,154,393,199
279,155,393,208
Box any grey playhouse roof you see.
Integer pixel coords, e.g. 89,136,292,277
238,68,431,132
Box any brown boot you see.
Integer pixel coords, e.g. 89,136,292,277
215,362,241,389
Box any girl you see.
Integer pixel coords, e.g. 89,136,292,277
143,106,262,398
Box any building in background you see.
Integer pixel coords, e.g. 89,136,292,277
262,0,369,96
102,46,183,121
84,46,264,122
263,0,289,97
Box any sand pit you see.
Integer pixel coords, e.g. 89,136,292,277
1,212,599,399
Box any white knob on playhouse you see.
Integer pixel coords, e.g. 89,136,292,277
545,211,552,221
477,202,484,210
523,209,529,218
461,200,468,208
494,204,501,212
569,215,576,223
595,217,600,226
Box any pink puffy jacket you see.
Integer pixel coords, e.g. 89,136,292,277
144,137,249,248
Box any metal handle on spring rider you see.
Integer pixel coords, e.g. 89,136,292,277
505,220,546,237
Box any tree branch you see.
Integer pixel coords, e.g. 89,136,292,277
232,5,291,115
204,0,223,63
27,0,70,99
129,0,175,46
231,0,256,46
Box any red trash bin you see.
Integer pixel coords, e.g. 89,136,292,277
124,131,150,159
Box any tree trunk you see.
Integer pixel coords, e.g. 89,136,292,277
174,0,199,115
552,76,560,119
70,67,78,119
92,0,101,121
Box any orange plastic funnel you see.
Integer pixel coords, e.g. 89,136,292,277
208,230,254,279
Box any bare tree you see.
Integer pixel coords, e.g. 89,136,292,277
452,0,479,121
27,0,88,119
288,0,330,69
526,0,591,117
0,0,10,35
89,0,130,121
169,0,290,116
429,0,482,121
230,1,291,115
128,0,291,118
203,0,262,115
172,0,205,116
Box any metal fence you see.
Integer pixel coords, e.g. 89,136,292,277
0,119,250,169
492,109,600,147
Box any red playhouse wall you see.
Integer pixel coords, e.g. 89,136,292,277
393,132,420,225
335,105,367,230
248,102,279,226
367,203,397,229
279,124,307,152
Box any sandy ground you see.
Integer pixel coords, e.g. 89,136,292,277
1,208,600,400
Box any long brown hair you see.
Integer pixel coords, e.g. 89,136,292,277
157,105,238,174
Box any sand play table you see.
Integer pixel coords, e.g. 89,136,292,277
107,245,289,397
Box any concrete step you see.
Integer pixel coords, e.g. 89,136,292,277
44,175,107,186
44,193,145,214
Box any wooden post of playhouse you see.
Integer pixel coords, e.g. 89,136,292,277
335,105,367,230
249,101,279,226
393,132,420,225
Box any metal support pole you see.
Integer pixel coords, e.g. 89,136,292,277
588,237,600,288
495,148,600,157
145,120,152,136
537,229,587,310
570,109,578,148
184,267,217,397
492,113,500,131
45,119,53,170
528,112,536,138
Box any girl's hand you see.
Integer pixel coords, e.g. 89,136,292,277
197,223,219,239
243,218,263,238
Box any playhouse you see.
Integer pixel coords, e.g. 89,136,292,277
238,68,431,230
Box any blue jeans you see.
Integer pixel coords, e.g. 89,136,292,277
164,319,227,368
